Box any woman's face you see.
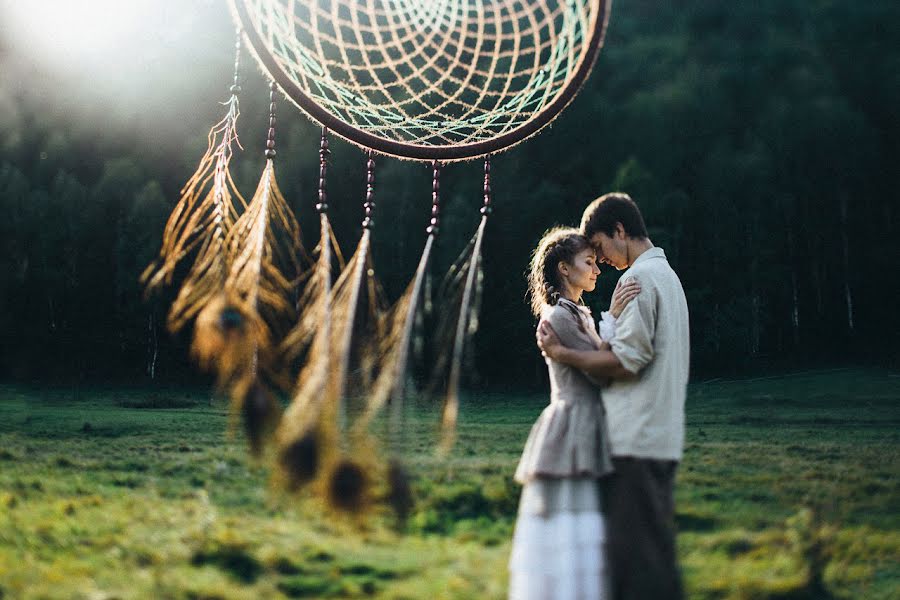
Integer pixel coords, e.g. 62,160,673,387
560,247,600,295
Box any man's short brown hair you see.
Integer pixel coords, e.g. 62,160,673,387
580,192,649,240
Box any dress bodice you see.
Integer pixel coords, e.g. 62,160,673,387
514,299,614,484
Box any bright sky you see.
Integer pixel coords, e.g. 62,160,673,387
2,0,157,62
0,0,235,146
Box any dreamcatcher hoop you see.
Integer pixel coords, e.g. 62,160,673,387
229,0,611,161
145,1,617,514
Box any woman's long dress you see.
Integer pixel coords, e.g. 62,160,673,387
508,299,614,600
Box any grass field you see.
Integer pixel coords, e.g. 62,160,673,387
1,368,898,599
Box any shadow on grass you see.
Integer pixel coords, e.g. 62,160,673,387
191,543,263,584
676,510,718,532
116,395,199,409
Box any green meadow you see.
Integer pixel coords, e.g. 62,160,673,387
0,369,897,599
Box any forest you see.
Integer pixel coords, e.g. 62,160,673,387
1,0,898,388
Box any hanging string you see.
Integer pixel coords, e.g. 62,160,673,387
439,155,492,453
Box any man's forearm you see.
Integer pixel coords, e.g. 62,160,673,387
552,346,633,380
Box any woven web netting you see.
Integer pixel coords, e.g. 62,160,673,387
232,0,609,160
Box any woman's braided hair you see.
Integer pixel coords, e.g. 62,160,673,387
526,227,593,327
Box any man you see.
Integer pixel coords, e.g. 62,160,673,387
537,192,689,600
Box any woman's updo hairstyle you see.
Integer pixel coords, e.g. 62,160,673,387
526,226,593,318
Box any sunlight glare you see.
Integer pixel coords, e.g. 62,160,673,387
3,0,154,64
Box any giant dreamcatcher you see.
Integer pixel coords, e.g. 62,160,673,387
143,0,611,519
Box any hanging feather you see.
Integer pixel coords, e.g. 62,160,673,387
218,166,299,450
194,83,303,457
346,161,441,523
275,217,342,489
426,232,478,392
275,129,341,490
354,161,442,437
279,215,344,366
142,37,246,334
222,158,302,332
439,206,491,450
276,231,384,503
349,257,430,521
276,152,387,515
274,213,341,487
276,231,371,469
194,81,303,377
432,157,493,454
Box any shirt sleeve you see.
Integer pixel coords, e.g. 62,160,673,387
609,277,656,374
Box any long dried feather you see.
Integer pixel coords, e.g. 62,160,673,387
432,217,488,453
329,232,372,433
426,230,479,389
188,157,302,458
274,215,340,488
353,234,434,437
279,214,344,365
224,158,303,343
192,292,269,386
141,95,245,332
276,232,386,492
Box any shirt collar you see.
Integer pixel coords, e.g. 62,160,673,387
630,246,665,268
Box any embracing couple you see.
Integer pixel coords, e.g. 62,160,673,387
508,193,689,600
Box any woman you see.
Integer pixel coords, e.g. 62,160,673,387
509,227,639,600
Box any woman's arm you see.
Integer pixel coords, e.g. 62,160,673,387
538,322,633,380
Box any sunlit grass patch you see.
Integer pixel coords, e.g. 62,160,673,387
0,368,897,598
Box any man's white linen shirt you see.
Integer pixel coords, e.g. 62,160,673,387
604,247,689,461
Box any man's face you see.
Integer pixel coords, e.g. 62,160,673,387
590,229,628,270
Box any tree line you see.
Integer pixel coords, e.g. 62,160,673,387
1,0,897,389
